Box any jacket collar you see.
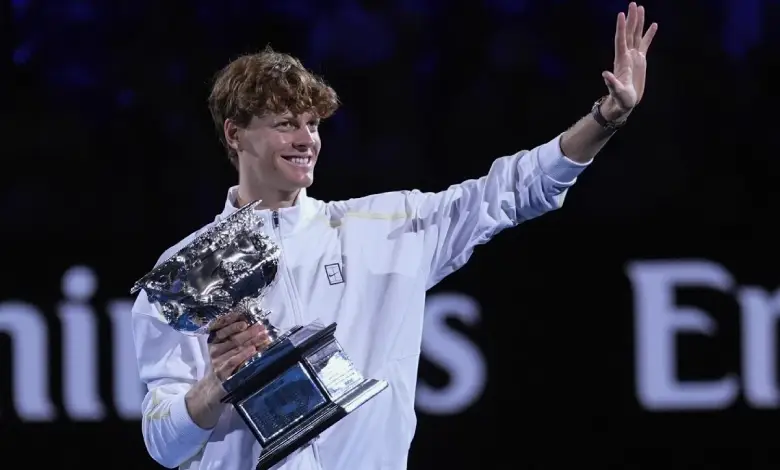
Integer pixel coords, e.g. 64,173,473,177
216,186,318,237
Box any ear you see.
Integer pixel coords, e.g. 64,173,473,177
223,119,241,152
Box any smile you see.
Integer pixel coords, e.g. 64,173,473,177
281,156,312,168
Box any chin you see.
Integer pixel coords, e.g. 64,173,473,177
286,177,314,191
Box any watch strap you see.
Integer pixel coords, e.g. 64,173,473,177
591,96,627,130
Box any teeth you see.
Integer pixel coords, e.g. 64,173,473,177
286,157,310,167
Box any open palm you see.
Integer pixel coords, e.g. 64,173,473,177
603,3,658,112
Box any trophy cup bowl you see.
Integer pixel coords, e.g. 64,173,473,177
130,200,388,470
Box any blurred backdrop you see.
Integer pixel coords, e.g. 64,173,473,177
3,0,780,468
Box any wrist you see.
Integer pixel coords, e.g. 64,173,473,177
185,372,227,429
600,96,630,122
201,371,227,405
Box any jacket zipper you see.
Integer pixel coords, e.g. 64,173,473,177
272,211,304,325
273,210,322,462
272,210,321,464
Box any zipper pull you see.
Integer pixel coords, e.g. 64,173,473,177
272,210,280,229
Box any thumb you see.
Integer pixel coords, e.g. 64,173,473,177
602,71,624,95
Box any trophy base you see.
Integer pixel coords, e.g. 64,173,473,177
220,321,388,470
255,378,387,470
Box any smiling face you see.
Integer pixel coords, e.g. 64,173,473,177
225,111,321,193
207,47,339,208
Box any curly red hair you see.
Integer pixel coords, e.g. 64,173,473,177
208,46,340,168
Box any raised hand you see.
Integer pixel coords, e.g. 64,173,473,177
602,2,658,118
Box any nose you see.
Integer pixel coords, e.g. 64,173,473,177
292,127,315,151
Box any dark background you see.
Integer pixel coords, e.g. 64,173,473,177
3,0,780,468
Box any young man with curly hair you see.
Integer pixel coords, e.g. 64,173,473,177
131,3,657,469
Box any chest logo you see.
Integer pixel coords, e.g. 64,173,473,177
324,263,345,285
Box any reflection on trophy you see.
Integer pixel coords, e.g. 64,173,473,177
130,200,388,470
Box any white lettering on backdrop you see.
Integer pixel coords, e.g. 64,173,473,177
415,292,487,415
0,266,145,422
627,259,780,411
0,266,488,421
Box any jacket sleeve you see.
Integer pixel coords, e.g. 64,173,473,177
132,289,214,468
409,134,590,288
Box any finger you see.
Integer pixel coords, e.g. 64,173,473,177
227,322,267,347
213,343,243,364
625,2,637,49
602,71,624,94
213,320,248,342
614,12,628,58
210,331,253,357
253,333,274,351
209,323,267,356
639,22,658,54
209,339,239,358
214,344,252,370
209,311,242,331
210,332,270,359
219,346,258,377
633,5,645,50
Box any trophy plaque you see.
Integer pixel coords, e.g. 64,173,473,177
130,200,388,470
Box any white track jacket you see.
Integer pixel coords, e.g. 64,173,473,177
131,134,590,470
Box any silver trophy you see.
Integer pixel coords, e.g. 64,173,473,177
130,200,388,470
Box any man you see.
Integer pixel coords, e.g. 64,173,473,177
131,3,657,469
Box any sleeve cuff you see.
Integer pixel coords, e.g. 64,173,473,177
536,133,592,185
169,391,215,444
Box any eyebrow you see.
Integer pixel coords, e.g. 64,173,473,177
275,115,319,125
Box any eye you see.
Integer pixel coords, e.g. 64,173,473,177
307,120,320,131
275,121,294,129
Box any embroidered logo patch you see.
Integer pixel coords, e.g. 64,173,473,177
324,263,345,285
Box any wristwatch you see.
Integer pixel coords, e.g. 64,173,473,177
591,96,628,130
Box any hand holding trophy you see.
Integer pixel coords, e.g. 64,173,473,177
207,310,273,380
130,200,388,470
